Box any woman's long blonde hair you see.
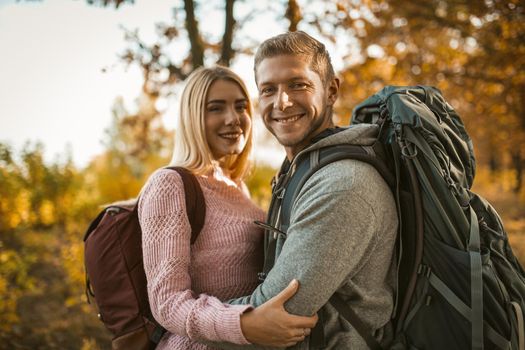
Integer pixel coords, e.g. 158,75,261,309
170,66,253,181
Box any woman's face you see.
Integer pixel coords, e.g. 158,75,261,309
204,79,251,160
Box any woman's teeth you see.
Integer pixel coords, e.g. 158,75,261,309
220,133,241,139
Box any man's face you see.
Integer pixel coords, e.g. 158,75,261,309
256,54,339,159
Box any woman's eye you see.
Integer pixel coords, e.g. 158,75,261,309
236,104,247,112
208,106,222,112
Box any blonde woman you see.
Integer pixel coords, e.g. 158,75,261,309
138,66,317,349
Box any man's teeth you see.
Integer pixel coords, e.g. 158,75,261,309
276,114,302,123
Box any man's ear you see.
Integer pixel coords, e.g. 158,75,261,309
327,77,340,105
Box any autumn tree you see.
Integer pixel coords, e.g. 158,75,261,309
306,0,525,191
0,142,108,348
2,1,522,348
88,0,524,197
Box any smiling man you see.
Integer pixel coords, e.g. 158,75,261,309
213,31,399,350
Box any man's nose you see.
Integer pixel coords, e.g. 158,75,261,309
274,89,293,111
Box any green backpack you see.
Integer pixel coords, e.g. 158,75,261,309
275,86,525,349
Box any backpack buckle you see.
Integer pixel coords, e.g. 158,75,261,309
417,264,431,277
275,187,286,199
401,142,418,159
257,272,267,282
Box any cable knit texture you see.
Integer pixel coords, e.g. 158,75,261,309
138,168,265,349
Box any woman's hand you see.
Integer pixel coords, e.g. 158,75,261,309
240,279,318,347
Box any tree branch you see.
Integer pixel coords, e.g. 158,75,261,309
219,0,236,66
184,0,204,69
286,0,302,32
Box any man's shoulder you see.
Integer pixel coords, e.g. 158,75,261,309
293,158,395,217
306,158,388,191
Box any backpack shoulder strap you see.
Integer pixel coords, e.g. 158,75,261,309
278,144,393,349
280,143,394,232
165,166,206,244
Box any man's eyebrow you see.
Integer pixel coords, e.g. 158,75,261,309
258,76,311,86
290,77,314,84
257,80,273,87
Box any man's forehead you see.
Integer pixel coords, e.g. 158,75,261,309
256,54,317,84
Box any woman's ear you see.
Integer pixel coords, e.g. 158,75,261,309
327,77,340,105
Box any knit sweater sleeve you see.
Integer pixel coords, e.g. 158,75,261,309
138,169,252,345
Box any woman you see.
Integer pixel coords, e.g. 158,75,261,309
138,66,316,349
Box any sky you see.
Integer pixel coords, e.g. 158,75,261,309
0,0,346,168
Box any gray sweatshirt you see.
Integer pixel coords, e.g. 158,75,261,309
210,124,398,349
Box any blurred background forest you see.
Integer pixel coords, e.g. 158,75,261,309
0,0,524,348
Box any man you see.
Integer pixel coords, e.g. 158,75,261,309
225,31,398,349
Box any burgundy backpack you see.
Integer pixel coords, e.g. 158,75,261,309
84,167,205,350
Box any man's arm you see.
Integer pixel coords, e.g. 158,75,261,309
206,160,395,349
229,159,393,315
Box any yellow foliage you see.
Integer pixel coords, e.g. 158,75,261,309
0,275,6,294
39,199,56,226
81,338,102,350
61,239,87,305
0,249,33,331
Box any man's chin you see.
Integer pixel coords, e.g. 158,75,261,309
273,133,310,155
273,134,301,147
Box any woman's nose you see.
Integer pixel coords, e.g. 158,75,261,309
225,107,241,125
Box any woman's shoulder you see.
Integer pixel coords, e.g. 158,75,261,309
146,168,185,185
141,168,187,198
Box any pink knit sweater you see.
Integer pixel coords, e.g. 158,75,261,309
138,168,265,349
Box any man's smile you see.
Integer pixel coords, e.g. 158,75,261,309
273,113,306,124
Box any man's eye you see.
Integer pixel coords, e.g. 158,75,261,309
260,87,274,95
291,82,307,89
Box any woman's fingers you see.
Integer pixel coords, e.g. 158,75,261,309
242,279,318,347
268,279,299,306
289,331,307,344
286,312,319,328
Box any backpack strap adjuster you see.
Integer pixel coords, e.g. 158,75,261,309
150,325,166,344
417,264,431,278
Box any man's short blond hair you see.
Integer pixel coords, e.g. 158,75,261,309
254,31,335,86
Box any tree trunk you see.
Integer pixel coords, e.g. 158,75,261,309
489,150,499,173
285,0,302,32
512,149,523,193
184,0,204,69
219,0,236,67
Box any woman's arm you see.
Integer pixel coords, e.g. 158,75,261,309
200,280,317,350
240,280,317,347
139,169,316,346
139,169,251,344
